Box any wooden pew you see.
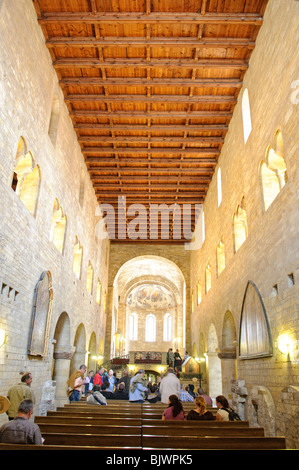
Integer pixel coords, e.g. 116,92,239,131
141,424,265,437
42,432,141,448
142,435,286,450
36,415,251,430
35,415,142,426
0,443,136,450
38,423,141,435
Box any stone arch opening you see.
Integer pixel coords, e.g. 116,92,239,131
110,255,186,365
207,323,222,400
220,310,237,399
52,312,71,406
70,323,87,375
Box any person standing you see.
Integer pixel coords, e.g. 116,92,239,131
93,366,105,387
159,368,180,404
129,369,148,403
7,372,35,420
0,399,43,445
67,364,87,402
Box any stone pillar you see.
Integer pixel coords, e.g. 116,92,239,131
206,351,222,400
53,348,75,407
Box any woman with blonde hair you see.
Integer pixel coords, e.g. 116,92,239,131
186,396,215,420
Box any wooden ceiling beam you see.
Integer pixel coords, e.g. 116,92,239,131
87,167,215,173
46,36,256,48
60,77,242,88
54,58,248,69
74,124,228,132
38,12,263,26
66,94,237,104
79,136,223,144
83,149,219,157
72,111,232,119
90,175,212,182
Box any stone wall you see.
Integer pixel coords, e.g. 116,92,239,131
0,0,109,419
189,0,299,447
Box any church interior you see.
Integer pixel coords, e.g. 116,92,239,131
0,0,298,451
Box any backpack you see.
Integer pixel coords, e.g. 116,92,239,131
223,407,241,421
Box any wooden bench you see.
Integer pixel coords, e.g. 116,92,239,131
142,435,286,450
141,424,265,437
38,423,141,435
36,415,250,429
0,443,139,450
41,432,141,448
35,415,142,426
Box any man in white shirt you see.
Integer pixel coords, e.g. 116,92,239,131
159,368,180,404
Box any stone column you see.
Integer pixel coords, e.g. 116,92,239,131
53,348,75,407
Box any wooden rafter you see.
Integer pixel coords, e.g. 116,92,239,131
32,0,268,243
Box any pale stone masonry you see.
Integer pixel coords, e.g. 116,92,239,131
0,0,298,450
0,0,109,413
189,0,299,446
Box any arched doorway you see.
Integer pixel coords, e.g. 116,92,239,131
52,312,72,406
220,310,237,398
109,255,186,365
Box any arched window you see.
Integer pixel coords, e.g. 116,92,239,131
233,197,248,252
260,130,287,211
205,263,211,293
72,237,83,279
12,137,41,216
242,88,252,144
217,167,222,206
163,313,172,341
96,279,102,305
48,94,60,146
197,279,202,305
216,238,225,276
129,312,138,341
50,199,66,253
86,261,94,294
145,314,156,342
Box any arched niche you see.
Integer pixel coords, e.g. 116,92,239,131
28,271,53,357
239,281,272,359
52,312,72,405
220,311,237,398
70,323,87,374
87,332,97,371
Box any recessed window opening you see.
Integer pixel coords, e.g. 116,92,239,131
287,273,294,287
96,279,102,305
205,264,211,293
163,313,172,341
217,167,222,206
145,314,156,342
233,197,248,252
50,199,66,253
86,261,94,294
217,238,225,276
197,279,202,305
72,237,83,279
12,137,40,216
129,312,138,341
260,130,287,211
242,88,252,144
48,94,60,146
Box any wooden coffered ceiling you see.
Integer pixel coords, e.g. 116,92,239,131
33,0,268,244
